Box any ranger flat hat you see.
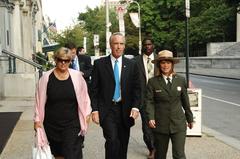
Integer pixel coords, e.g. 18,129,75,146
152,50,180,64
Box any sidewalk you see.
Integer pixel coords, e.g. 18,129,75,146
1,99,240,159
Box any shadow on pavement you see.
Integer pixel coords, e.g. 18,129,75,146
0,112,22,154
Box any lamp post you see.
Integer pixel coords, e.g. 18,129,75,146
237,2,240,42
185,0,190,88
238,2,240,13
126,0,141,54
105,0,111,55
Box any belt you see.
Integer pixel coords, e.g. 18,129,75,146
112,101,122,105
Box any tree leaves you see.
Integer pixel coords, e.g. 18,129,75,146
52,0,237,57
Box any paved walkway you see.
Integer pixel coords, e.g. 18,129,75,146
0,99,240,159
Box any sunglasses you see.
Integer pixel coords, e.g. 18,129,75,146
57,58,71,63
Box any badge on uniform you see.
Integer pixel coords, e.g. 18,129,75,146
177,86,182,91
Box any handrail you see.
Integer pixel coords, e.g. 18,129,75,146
33,54,48,63
2,49,43,77
2,49,42,68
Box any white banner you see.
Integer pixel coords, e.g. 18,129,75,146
185,0,190,18
83,37,87,53
129,13,140,28
116,5,127,35
118,12,125,35
93,34,99,46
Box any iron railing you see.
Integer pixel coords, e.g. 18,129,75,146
1,49,43,77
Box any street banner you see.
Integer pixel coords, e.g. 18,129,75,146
106,32,112,54
116,5,126,35
93,34,99,46
185,0,190,18
129,13,140,28
119,13,125,35
83,37,87,53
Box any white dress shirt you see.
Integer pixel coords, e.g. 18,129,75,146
162,74,173,84
143,53,154,81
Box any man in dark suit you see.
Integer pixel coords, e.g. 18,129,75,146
134,37,157,159
65,43,93,87
145,50,194,159
65,42,80,70
76,46,93,86
91,32,141,159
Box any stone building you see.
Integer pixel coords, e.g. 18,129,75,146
0,0,43,99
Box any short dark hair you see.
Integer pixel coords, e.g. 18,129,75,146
142,37,154,45
77,46,84,52
64,42,76,50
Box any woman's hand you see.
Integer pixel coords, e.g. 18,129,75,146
130,109,139,120
34,121,42,131
149,120,156,128
86,115,91,124
92,111,99,124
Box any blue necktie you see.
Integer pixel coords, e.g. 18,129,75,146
72,60,76,69
72,59,78,70
113,60,120,101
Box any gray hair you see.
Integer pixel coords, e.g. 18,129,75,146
109,32,125,44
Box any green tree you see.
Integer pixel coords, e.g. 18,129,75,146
51,24,88,53
140,0,186,53
53,0,238,57
140,0,237,56
78,6,118,55
123,1,145,55
124,13,141,56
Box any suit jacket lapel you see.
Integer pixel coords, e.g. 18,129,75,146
153,53,159,76
139,55,147,79
158,75,172,94
105,55,115,81
121,56,127,85
171,74,178,92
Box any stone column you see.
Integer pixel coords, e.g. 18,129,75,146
0,1,6,51
33,0,43,54
21,0,35,73
12,0,22,56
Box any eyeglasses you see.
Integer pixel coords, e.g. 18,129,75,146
57,58,71,64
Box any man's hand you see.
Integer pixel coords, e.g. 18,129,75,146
92,111,99,124
130,109,139,120
149,120,156,128
188,122,194,129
